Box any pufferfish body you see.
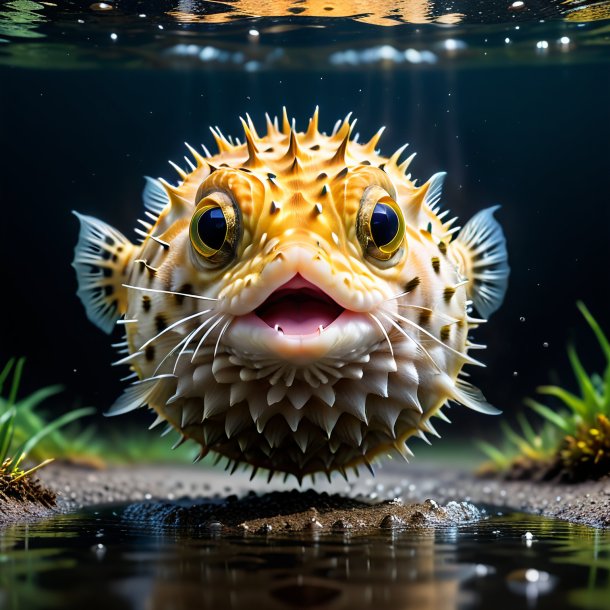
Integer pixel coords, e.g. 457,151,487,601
73,109,509,481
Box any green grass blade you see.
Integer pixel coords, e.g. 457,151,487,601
500,421,540,458
7,358,25,409
0,407,16,463
577,301,610,361
0,358,15,396
525,398,572,432
14,407,95,462
537,385,587,417
567,344,602,417
476,440,510,467
516,412,539,446
16,385,64,413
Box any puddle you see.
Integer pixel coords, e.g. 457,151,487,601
1,505,610,609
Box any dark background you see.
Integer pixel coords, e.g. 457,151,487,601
1,62,608,445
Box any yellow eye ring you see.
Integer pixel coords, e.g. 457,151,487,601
189,194,239,265
357,188,406,263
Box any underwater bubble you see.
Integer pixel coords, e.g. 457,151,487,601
474,564,495,577
248,29,260,38
519,316,526,322
90,2,113,11
522,531,534,540
443,39,467,52
91,543,106,559
509,1,525,10
543,342,549,347
536,40,549,50
110,33,117,41
506,569,557,597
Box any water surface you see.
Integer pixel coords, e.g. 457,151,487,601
2,507,610,609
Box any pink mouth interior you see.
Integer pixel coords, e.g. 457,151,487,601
255,275,344,335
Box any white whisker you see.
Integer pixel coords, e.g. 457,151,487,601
384,289,413,302
191,315,226,363
153,313,216,376
214,317,233,359
379,311,441,373
173,314,222,374
383,309,484,367
396,303,460,323
367,312,395,360
123,284,219,302
139,309,212,351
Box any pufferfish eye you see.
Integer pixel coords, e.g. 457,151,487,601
189,192,240,265
357,187,406,263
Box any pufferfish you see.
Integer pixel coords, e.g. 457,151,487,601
73,109,509,482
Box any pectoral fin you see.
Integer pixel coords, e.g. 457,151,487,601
72,212,136,334
452,206,509,319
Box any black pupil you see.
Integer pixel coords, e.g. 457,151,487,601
370,202,399,247
197,207,227,251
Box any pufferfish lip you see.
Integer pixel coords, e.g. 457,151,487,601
254,275,345,336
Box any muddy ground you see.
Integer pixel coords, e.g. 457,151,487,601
2,461,609,529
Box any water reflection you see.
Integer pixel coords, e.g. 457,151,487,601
168,0,464,26
1,510,610,610
0,0,46,40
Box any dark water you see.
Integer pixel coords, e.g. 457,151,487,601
1,507,610,610
1,5,610,607
1,2,609,444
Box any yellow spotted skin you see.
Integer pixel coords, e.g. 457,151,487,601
76,109,506,481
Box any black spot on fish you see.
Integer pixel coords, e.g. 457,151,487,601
443,286,456,302
335,167,348,179
241,168,252,173
103,285,113,296
267,172,276,180
431,257,440,273
360,160,371,165
265,147,274,153
155,314,167,332
310,144,320,151
378,163,386,171
316,172,328,181
321,185,329,196
145,345,155,362
418,309,432,326
440,325,451,341
220,163,230,167
404,277,420,293
438,241,447,256
142,295,151,312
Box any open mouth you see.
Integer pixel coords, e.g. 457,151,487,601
255,275,345,335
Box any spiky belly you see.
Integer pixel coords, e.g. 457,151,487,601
135,287,468,479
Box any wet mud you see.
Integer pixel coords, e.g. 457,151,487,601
24,463,610,530
123,489,479,533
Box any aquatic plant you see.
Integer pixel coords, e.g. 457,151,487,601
0,358,93,504
479,302,610,481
